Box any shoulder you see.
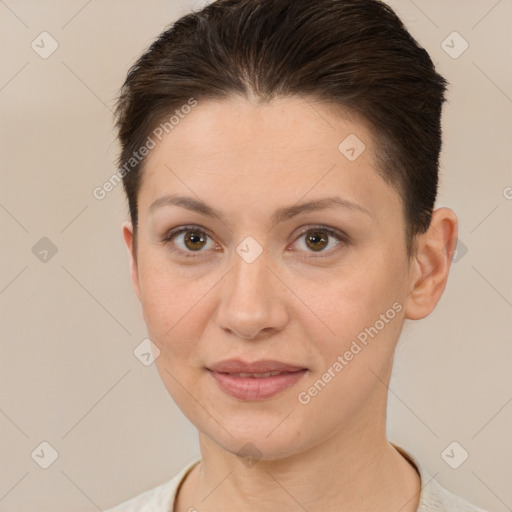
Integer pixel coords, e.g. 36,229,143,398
104,459,201,512
421,477,489,512
391,443,488,512
103,481,170,512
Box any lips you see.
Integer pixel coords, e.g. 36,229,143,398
207,358,307,374
228,371,285,378
207,359,308,400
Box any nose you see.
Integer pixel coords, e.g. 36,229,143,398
215,249,289,340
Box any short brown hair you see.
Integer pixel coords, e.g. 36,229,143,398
114,0,448,256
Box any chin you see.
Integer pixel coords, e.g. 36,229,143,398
200,417,311,462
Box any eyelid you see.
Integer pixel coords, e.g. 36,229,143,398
293,224,349,243
163,224,214,242
290,224,350,257
162,224,350,258
162,224,219,258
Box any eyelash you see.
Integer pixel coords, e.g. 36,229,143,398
161,224,350,259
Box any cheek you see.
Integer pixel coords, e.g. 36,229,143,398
304,258,406,366
140,277,204,408
296,276,404,423
307,262,401,328
138,262,186,345
138,258,216,365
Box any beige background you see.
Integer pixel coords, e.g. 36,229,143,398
1,0,511,511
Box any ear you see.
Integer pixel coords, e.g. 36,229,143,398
121,221,142,302
404,208,458,320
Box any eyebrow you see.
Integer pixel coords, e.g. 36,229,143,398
149,194,370,228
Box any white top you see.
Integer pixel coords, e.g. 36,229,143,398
104,444,488,512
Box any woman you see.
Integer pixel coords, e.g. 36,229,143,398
106,0,488,510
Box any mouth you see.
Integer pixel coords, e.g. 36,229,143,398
207,358,308,374
206,364,308,400
222,371,292,378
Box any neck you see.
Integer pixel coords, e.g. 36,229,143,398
177,423,420,512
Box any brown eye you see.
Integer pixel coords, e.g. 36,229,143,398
183,231,207,251
163,226,217,257
304,230,329,251
293,226,348,256
163,224,349,260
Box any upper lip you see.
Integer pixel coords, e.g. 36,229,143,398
207,358,307,374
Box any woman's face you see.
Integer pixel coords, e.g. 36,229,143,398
124,96,416,460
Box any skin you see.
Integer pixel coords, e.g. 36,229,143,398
122,95,458,512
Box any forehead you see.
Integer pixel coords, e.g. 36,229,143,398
148,95,372,159
138,95,402,224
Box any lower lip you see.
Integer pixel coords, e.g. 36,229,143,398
209,370,308,400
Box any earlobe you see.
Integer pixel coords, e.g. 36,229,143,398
121,221,142,302
403,208,458,320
